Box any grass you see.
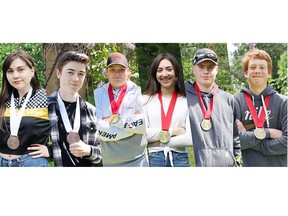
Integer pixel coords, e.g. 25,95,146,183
187,147,196,167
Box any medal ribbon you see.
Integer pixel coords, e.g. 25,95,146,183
10,87,33,136
158,90,178,131
194,83,217,120
57,91,80,133
108,83,127,115
244,93,270,128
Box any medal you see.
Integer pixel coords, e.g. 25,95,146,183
194,83,217,131
254,127,266,140
200,119,212,131
57,92,81,143
7,135,20,150
244,93,270,139
9,88,33,150
158,90,178,144
67,132,80,144
109,114,119,124
108,84,127,125
158,130,170,143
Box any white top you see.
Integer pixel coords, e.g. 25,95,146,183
142,94,193,155
94,80,148,166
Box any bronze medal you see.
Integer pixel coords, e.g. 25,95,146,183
110,114,119,124
7,135,20,150
67,132,80,144
254,128,266,140
201,119,212,131
158,130,170,143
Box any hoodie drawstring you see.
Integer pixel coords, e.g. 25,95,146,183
261,95,270,127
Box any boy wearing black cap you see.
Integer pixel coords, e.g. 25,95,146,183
94,52,149,167
185,48,241,167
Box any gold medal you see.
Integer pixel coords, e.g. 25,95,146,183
109,114,119,124
158,130,170,143
67,132,80,144
254,127,266,140
201,119,212,131
7,135,20,150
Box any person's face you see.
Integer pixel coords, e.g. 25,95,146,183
244,58,271,88
57,61,86,94
105,64,130,89
193,61,218,90
6,58,34,93
156,59,177,91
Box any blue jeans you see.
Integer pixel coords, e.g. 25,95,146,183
0,154,48,167
149,151,190,167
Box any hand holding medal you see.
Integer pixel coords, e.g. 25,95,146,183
67,132,80,144
57,92,81,145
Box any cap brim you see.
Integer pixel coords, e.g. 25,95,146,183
193,58,218,65
106,63,128,68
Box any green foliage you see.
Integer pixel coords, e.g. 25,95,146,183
274,51,288,96
87,43,138,105
136,43,182,91
229,43,288,94
180,43,234,93
187,147,196,167
0,43,44,87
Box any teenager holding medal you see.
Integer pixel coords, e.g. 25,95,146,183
235,49,287,167
142,53,192,167
48,51,102,167
0,50,50,167
185,48,241,167
94,52,148,167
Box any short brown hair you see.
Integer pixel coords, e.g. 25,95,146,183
56,51,90,72
242,49,273,74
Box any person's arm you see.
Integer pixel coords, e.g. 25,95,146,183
232,97,242,166
238,129,263,150
167,111,193,148
237,108,287,155
111,87,146,135
260,102,287,155
94,89,134,141
234,96,262,151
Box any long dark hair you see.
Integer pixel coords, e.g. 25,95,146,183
143,53,186,97
0,50,40,131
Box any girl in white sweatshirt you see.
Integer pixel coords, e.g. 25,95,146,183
142,53,192,167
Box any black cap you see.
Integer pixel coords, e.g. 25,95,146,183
193,48,218,65
106,52,128,68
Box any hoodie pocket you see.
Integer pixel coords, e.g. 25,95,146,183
196,148,235,167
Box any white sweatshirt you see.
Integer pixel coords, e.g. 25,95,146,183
142,94,193,154
94,80,148,167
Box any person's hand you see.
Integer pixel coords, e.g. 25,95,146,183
102,116,110,122
172,127,185,136
268,128,283,139
236,119,246,132
69,140,92,157
28,144,50,158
